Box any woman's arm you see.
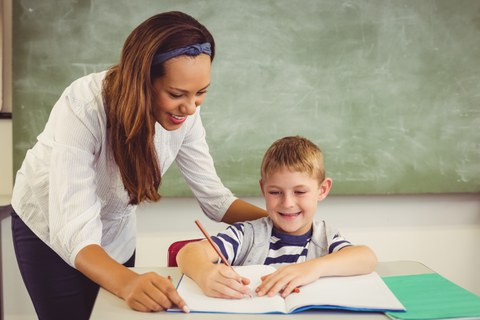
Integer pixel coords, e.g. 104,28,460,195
174,112,267,223
75,244,188,312
221,199,267,224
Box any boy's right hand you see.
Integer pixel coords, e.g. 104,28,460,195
197,264,251,299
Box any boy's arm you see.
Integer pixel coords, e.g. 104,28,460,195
176,240,252,299
176,240,218,280
256,245,377,297
309,245,377,277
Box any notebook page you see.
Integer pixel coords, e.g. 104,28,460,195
285,272,405,313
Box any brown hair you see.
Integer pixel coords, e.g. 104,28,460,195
261,136,326,183
103,11,215,205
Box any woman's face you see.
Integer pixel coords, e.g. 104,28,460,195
152,54,211,131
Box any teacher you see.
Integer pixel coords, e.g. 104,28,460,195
10,11,266,320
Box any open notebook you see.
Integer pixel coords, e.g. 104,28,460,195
168,265,405,314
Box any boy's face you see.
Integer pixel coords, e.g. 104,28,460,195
260,167,332,236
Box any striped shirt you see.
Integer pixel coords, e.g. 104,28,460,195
212,222,352,266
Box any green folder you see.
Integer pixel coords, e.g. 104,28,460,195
383,273,480,320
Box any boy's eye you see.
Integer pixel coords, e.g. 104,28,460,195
268,191,281,195
295,191,307,195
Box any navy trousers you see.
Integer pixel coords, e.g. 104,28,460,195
11,209,135,320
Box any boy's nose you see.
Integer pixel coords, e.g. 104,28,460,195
282,194,295,208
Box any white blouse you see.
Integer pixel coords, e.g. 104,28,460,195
11,71,236,267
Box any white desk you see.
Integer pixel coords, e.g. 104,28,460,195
90,261,433,319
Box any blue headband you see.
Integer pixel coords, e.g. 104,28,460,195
152,42,212,66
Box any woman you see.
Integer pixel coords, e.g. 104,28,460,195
11,11,266,320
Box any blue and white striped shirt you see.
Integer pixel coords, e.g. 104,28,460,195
212,222,352,266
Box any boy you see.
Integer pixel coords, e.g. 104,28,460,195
177,136,377,299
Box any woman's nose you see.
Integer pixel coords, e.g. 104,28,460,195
180,98,198,115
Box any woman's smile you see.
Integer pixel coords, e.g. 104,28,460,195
168,113,187,124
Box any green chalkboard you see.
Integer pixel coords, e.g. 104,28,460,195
12,0,480,196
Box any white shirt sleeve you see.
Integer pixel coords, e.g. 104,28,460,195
47,87,104,266
175,111,237,222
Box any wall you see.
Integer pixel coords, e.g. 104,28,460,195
2,193,480,319
1,0,12,192
0,120,12,195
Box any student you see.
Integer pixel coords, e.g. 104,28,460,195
177,136,377,299
10,11,266,320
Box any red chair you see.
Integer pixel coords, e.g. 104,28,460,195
167,238,203,267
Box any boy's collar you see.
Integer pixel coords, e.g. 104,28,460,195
272,225,313,244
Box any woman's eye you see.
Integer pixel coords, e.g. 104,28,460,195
169,92,183,98
196,90,207,96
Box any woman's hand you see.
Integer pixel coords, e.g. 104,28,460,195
75,244,189,313
197,264,252,299
120,272,189,313
256,261,318,298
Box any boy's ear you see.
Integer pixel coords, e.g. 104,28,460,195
259,179,266,196
317,178,333,201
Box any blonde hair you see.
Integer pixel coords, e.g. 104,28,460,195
261,136,325,183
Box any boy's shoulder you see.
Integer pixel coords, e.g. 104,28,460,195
243,216,272,230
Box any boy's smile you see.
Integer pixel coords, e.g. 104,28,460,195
260,167,331,236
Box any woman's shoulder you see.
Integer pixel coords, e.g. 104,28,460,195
48,71,109,138
66,71,107,100
61,71,108,116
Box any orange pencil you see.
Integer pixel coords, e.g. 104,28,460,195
194,219,230,267
194,219,253,297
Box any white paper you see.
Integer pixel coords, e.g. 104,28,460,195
285,272,405,312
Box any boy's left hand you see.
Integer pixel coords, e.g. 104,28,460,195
255,261,318,298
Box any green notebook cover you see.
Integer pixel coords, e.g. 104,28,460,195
383,273,480,320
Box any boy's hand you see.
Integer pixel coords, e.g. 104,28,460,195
197,264,251,299
255,261,318,298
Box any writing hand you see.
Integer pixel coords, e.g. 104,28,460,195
198,264,251,299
